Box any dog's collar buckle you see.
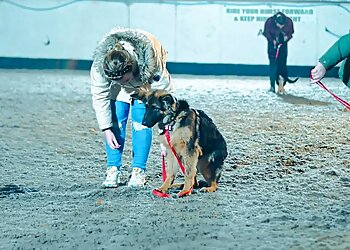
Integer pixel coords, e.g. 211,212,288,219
158,125,172,135
164,124,173,131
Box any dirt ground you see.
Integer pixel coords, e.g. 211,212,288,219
1,69,350,250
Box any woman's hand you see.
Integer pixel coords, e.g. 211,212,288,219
104,129,121,149
311,62,327,83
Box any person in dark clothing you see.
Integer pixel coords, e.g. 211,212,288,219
263,12,294,92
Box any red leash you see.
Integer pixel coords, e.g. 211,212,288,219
153,130,188,198
161,153,166,182
164,130,186,175
275,43,282,60
315,81,350,110
310,71,350,110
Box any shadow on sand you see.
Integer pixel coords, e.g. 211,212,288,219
277,93,333,106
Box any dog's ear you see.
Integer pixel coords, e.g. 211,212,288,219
140,83,151,92
160,94,177,109
130,84,151,101
130,89,144,101
160,94,173,104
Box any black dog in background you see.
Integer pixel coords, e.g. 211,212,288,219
276,69,299,94
131,87,228,197
274,42,299,94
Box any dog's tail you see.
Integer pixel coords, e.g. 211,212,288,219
287,77,299,83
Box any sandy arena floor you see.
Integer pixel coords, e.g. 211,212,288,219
0,69,350,249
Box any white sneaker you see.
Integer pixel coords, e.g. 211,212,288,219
127,167,146,187
102,166,121,188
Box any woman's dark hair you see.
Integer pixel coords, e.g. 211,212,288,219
275,12,286,25
103,44,133,80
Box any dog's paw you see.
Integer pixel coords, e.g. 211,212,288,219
277,90,287,95
200,186,218,193
176,189,192,198
152,189,171,198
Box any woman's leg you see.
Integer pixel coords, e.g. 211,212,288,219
105,100,130,169
130,100,152,170
269,58,277,92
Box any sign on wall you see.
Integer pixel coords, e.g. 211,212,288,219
1,1,350,67
226,7,314,23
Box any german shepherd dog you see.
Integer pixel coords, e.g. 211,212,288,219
131,87,228,197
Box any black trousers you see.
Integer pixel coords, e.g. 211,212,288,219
268,42,288,89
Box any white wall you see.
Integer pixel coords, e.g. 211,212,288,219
0,0,349,66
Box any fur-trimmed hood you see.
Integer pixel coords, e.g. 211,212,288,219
93,27,167,84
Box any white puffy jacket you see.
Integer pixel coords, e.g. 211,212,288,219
90,27,174,130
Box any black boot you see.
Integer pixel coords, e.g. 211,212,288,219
269,82,275,93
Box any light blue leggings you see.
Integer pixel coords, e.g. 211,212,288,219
106,100,152,170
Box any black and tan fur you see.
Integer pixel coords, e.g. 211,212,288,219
131,87,228,197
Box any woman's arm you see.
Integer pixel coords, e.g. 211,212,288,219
319,33,350,70
90,62,113,131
